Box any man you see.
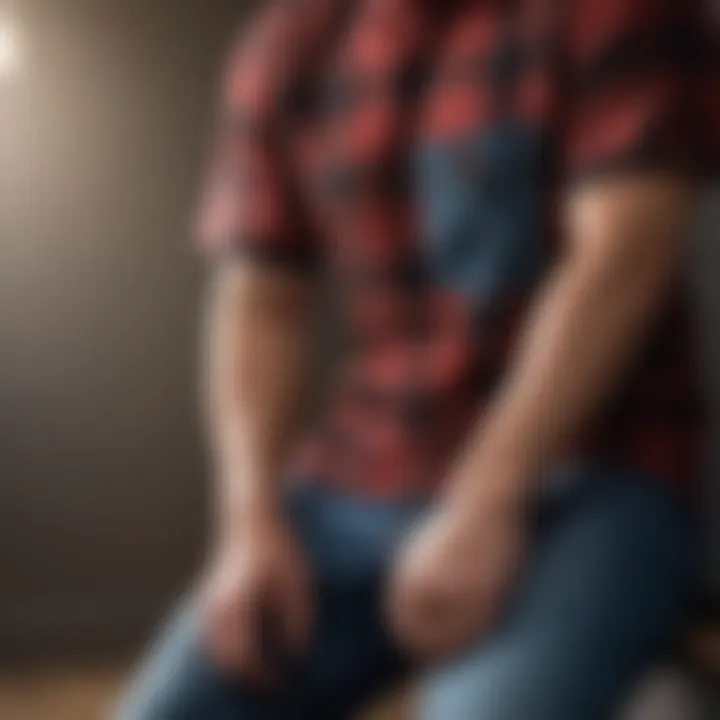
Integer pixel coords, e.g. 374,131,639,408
121,0,718,718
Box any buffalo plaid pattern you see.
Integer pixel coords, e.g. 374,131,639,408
199,0,718,497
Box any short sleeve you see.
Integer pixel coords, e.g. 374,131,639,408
195,6,318,270
561,0,718,184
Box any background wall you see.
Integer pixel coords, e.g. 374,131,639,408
0,0,717,661
0,0,247,656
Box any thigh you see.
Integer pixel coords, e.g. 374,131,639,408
117,597,279,720
420,468,695,720
117,588,403,720
118,484,424,720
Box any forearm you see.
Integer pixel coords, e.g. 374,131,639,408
447,178,691,512
203,263,315,539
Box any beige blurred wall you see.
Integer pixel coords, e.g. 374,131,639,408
0,0,248,655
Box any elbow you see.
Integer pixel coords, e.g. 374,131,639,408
565,239,683,330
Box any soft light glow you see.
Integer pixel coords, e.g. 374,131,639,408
0,18,22,79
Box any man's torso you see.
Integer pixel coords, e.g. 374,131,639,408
205,0,716,497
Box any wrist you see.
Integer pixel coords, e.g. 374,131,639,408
445,456,531,524
215,469,284,547
216,503,284,554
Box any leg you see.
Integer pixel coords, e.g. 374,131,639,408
117,597,281,720
420,467,694,720
118,586,404,720
118,484,425,719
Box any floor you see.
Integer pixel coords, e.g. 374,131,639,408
1,641,716,720
0,664,126,720
0,664,404,720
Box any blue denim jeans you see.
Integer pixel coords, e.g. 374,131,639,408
118,464,694,720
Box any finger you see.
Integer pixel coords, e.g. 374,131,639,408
206,608,249,676
233,582,278,687
211,604,245,673
202,577,276,687
199,583,239,670
272,567,312,654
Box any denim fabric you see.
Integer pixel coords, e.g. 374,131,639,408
118,465,693,720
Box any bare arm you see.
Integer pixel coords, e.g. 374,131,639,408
387,0,708,661
388,177,695,659
195,2,325,681
449,176,692,511
203,262,316,543
199,262,317,680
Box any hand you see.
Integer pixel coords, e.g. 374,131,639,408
200,512,312,686
386,494,526,661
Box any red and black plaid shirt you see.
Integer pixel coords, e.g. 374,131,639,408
199,0,718,497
